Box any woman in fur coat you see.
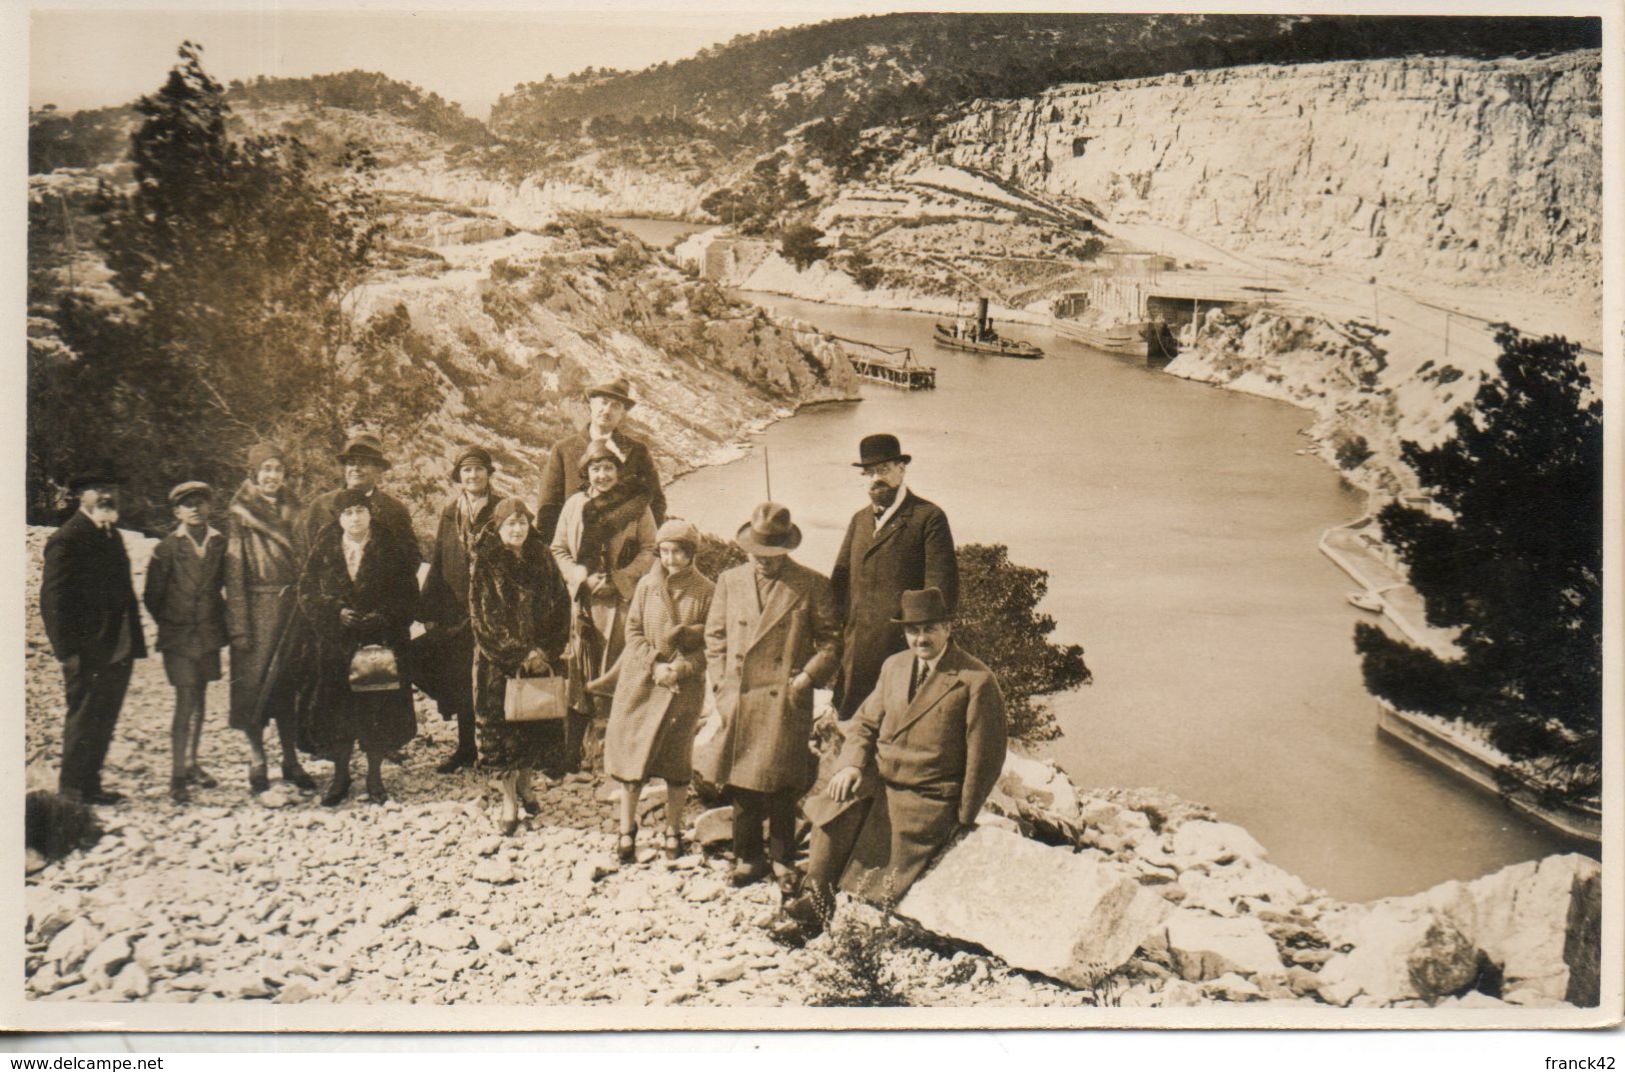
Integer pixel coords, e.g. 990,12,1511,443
298,488,419,806
549,439,656,771
470,498,572,834
223,443,316,795
602,519,714,861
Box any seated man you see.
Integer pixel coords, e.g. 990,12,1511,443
773,586,1007,944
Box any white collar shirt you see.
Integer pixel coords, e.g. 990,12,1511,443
342,533,369,580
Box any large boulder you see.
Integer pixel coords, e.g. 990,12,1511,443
1169,821,1268,871
1459,854,1601,1007
1315,901,1481,1006
981,752,1085,842
897,826,1168,988
1164,910,1285,982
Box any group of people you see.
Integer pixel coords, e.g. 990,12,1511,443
39,376,1007,940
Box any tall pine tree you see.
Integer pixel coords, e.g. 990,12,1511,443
1354,327,1602,802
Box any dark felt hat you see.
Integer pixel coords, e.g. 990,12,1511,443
332,488,373,514
735,501,802,556
587,377,636,408
246,442,286,472
891,587,953,625
451,445,495,476
852,434,911,469
338,433,391,469
167,481,213,508
579,438,625,476
67,460,126,493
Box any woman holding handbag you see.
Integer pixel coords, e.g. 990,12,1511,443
470,498,572,835
297,488,419,806
550,439,657,773
602,519,714,862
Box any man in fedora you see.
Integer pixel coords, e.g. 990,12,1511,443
39,462,148,804
831,433,958,720
301,433,420,561
697,502,839,890
417,445,506,773
773,587,1006,944
536,376,666,544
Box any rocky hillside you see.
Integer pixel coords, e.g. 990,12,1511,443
23,528,1601,1012
934,52,1601,310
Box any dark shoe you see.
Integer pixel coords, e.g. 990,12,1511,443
499,818,519,836
729,859,771,888
662,833,682,861
617,827,638,864
521,794,543,818
781,893,827,929
169,777,190,805
774,867,802,898
187,766,218,789
768,910,823,948
83,789,126,806
435,748,475,774
281,763,318,792
365,771,388,804
321,777,351,807
248,764,271,795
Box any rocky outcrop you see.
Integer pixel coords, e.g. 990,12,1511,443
936,52,1601,305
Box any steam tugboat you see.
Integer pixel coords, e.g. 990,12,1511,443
934,298,1044,360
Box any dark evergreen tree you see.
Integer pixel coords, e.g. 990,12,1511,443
32,43,385,526
1354,327,1602,801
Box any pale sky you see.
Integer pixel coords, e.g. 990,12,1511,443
28,4,876,120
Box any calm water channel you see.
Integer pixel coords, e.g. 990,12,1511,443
670,294,1577,902
604,217,1573,901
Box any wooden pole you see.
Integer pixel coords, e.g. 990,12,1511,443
763,443,772,502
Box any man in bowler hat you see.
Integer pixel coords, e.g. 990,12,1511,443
301,433,420,561
535,377,666,544
773,587,1007,944
417,445,506,772
40,463,148,804
830,434,958,720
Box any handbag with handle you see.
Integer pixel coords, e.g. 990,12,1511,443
349,643,401,693
505,673,569,722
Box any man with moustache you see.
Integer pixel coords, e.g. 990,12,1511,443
535,377,666,545
417,445,506,773
772,587,1006,944
301,434,420,561
830,434,958,721
40,462,148,805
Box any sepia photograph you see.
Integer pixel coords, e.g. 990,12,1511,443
10,0,1620,1035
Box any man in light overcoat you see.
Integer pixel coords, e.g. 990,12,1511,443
831,434,958,720
774,587,1006,944
697,502,839,889
40,463,148,804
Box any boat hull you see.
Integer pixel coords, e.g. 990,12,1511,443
932,325,1043,359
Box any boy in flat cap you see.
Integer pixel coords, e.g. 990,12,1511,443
144,482,230,804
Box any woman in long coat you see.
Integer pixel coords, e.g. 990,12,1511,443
298,488,419,806
469,498,572,834
602,519,714,861
223,442,316,795
550,439,656,771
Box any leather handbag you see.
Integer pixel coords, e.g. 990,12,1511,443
505,674,569,722
348,644,402,693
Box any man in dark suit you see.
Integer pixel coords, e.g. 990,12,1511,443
535,377,665,544
300,434,420,561
830,434,958,720
773,587,1007,944
40,465,149,804
417,445,505,773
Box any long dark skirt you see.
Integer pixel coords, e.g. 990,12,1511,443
305,655,417,759
473,650,565,773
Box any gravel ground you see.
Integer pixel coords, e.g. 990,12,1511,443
22,526,1094,1008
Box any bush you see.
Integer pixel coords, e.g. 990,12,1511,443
780,222,828,271
1333,433,1373,470
954,543,1092,741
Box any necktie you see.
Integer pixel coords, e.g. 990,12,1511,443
908,658,926,702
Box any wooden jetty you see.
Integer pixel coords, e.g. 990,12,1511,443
834,335,936,389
